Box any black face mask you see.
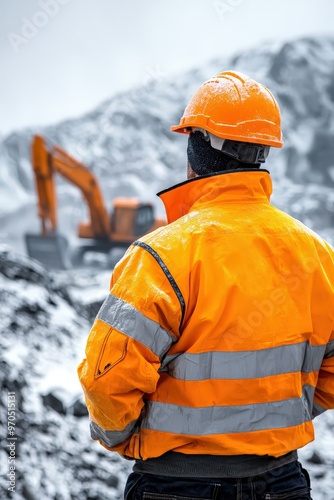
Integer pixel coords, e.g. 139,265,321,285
187,132,260,175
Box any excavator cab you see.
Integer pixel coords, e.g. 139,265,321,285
134,204,156,236
110,199,155,241
74,199,159,267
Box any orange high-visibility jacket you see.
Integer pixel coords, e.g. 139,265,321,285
78,170,334,460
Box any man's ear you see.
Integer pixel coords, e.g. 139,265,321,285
187,162,197,180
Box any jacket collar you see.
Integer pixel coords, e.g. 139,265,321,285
157,169,273,224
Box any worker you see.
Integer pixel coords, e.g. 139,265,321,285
77,71,334,499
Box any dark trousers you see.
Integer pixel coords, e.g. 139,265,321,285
124,460,312,499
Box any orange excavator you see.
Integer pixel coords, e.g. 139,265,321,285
25,135,165,269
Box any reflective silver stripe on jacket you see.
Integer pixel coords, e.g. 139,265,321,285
142,385,315,435
160,342,327,380
97,293,176,358
90,419,137,447
312,401,327,418
325,339,334,359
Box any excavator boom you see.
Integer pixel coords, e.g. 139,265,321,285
31,134,57,234
31,135,110,238
26,135,111,268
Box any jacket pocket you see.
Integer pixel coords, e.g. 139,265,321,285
94,327,128,379
124,432,142,460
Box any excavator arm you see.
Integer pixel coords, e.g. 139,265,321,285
26,134,166,269
31,135,110,238
31,134,57,235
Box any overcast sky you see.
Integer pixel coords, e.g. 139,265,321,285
1,0,333,136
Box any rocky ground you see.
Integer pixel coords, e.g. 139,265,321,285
0,246,133,499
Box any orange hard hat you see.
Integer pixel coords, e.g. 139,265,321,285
171,71,283,148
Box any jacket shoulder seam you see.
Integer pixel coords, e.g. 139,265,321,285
133,240,185,330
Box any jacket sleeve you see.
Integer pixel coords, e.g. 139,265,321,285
313,330,334,418
77,242,182,456
312,242,334,418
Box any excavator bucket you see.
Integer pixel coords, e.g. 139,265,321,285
25,233,72,270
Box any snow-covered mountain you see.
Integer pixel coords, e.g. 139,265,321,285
1,36,334,246
0,246,130,499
